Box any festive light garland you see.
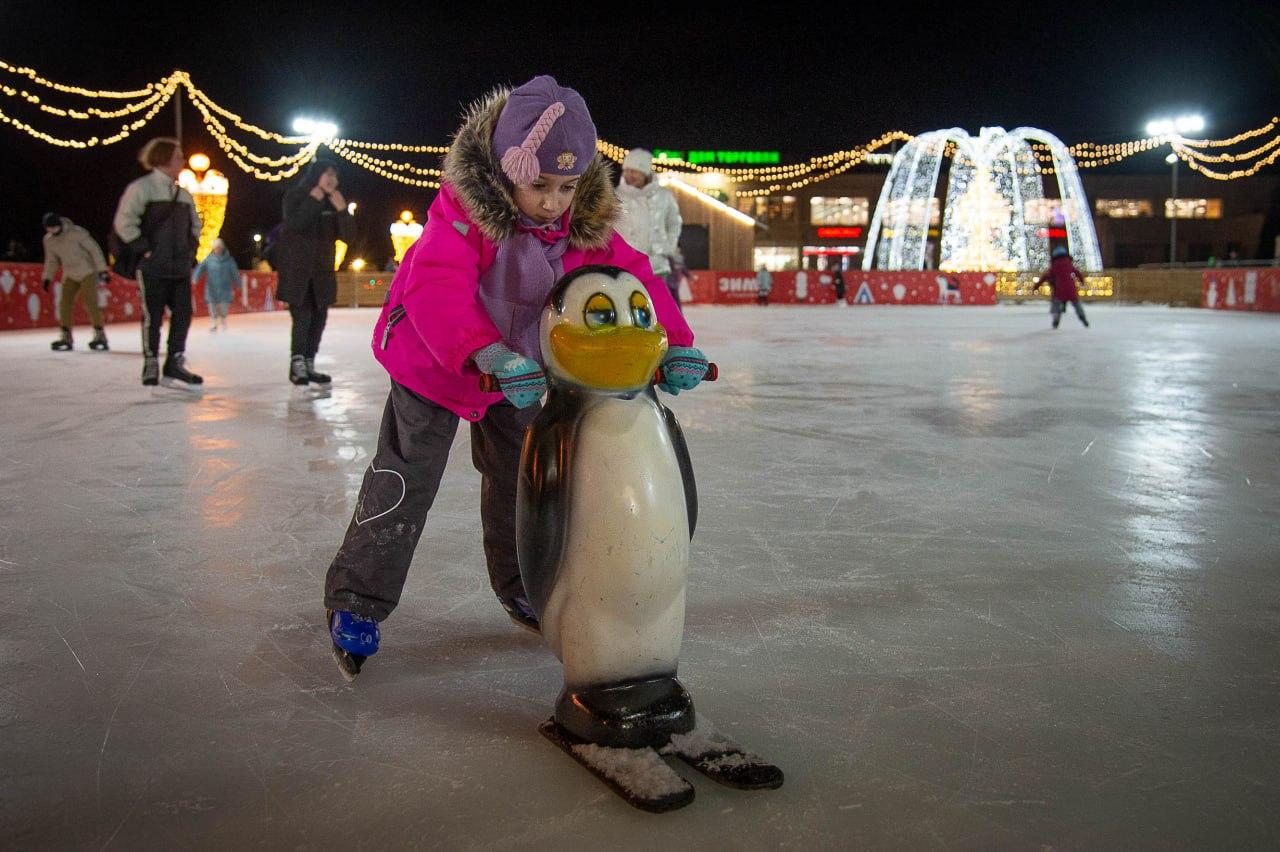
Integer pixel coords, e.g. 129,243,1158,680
2,60,1276,190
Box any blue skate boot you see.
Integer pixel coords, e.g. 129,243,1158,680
328,609,380,682
500,595,540,635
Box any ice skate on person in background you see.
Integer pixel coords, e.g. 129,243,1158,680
304,357,331,386
88,328,109,350
50,327,72,351
327,609,380,681
289,354,310,386
516,266,778,812
156,352,203,394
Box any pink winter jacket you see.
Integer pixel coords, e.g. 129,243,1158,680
371,183,695,422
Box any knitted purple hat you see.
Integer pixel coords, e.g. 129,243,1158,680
492,76,597,184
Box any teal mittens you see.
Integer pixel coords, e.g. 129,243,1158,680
658,346,709,396
473,342,546,409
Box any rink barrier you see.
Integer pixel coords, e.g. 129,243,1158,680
5,264,1271,330
1201,268,1280,312
0,263,282,331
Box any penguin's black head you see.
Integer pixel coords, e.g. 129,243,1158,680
540,265,668,394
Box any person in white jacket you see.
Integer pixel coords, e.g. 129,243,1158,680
615,148,684,310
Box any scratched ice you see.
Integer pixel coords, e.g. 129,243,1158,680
1,304,1278,847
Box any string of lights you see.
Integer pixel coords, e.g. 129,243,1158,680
327,142,443,188
0,60,1276,187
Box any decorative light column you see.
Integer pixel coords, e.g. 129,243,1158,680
178,153,229,261
389,210,423,264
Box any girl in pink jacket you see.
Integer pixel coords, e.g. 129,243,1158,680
323,76,708,679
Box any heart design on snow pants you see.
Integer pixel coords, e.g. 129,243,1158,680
354,467,407,526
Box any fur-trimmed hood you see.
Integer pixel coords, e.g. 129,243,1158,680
442,85,617,250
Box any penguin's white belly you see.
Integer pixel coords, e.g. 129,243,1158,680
543,397,689,686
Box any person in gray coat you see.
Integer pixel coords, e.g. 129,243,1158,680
277,160,355,385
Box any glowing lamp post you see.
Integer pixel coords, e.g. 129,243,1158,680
390,209,423,263
1145,114,1206,266
178,154,229,262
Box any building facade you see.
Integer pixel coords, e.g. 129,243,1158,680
727,169,1279,271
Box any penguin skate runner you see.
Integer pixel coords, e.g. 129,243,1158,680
514,267,780,811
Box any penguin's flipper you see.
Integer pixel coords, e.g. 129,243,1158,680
657,397,698,537
516,413,574,618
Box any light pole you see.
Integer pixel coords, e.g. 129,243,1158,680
1145,114,1205,267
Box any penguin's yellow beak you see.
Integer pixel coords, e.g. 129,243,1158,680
549,323,668,391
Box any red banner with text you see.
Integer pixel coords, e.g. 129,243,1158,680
1202,269,1280,312
0,263,281,331
684,270,998,305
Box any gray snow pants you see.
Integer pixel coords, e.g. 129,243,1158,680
323,380,534,621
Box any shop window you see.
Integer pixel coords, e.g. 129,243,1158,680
1095,199,1153,218
766,196,797,223
736,196,768,220
754,246,800,271
810,196,870,226
1164,198,1223,219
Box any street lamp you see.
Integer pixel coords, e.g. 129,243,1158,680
292,117,339,141
1146,114,1206,266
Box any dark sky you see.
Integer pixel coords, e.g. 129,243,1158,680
2,0,1278,266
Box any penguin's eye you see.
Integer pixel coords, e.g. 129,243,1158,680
629,291,652,328
583,293,617,329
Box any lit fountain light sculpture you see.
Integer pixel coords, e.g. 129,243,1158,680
389,210,423,263
863,127,1102,272
178,153,229,262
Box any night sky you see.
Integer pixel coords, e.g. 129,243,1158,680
2,0,1278,266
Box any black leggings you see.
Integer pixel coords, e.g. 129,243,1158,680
288,287,329,357
138,272,192,358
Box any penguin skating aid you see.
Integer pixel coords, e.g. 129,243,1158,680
513,266,782,811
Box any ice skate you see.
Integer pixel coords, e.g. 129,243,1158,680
141,355,159,386
50,328,72,351
160,352,204,393
304,357,331,385
88,328,109,351
328,609,380,682
289,354,310,386
500,595,540,634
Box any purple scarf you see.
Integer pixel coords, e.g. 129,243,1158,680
477,212,571,362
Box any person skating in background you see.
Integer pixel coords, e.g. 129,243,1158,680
831,262,846,305
756,265,772,306
322,75,708,679
40,212,111,352
615,147,684,310
193,238,239,333
277,160,355,386
1035,245,1090,329
113,137,203,388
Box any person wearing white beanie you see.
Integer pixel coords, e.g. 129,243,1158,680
616,148,684,310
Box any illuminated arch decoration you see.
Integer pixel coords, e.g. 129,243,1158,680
863,127,1102,272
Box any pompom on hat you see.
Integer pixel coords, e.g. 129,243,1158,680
622,148,654,176
493,76,597,184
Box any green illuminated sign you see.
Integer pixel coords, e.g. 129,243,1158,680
654,149,780,165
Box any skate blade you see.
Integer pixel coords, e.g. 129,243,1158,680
661,716,784,790
539,719,695,813
331,644,365,683
158,377,205,394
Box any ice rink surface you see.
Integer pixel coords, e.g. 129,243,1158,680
2,303,1278,849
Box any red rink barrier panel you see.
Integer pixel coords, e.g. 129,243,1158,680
685,270,998,305
1202,269,1280,312
0,262,280,330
